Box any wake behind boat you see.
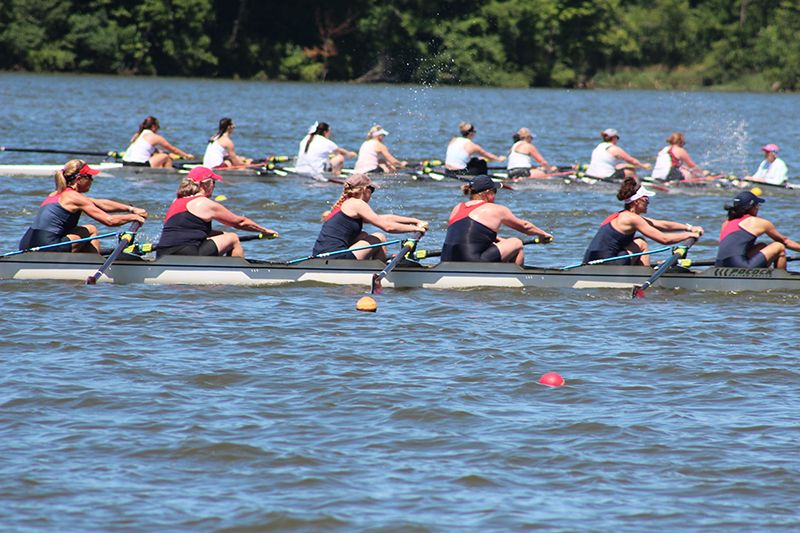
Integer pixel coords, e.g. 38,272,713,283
1,251,798,292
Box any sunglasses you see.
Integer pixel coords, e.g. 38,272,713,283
79,174,94,181
366,185,376,193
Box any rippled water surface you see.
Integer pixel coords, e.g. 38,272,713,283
2,74,800,532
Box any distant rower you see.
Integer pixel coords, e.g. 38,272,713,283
203,118,252,169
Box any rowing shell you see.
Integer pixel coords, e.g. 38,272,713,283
2,252,798,291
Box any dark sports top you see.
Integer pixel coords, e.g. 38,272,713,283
582,211,635,265
440,202,502,262
312,207,363,256
31,191,81,236
157,196,212,249
716,215,760,267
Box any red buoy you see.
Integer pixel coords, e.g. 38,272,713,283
539,372,565,387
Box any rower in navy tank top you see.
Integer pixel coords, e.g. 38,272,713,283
715,191,800,269
581,176,702,266
18,159,147,253
156,166,277,258
440,175,552,265
312,174,427,261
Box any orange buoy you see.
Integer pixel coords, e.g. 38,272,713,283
356,296,377,313
539,372,565,387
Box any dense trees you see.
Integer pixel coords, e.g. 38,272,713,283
1,0,798,89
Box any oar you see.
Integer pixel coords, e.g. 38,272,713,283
372,232,423,294
86,221,142,285
1,146,121,158
673,256,800,268
284,239,405,264
271,164,345,184
511,170,576,182
2,231,119,257
427,170,515,190
124,232,277,254
411,236,552,260
631,237,697,298
560,245,675,270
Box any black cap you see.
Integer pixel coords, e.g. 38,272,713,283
471,174,498,193
733,191,765,210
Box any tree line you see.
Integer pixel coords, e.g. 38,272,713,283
1,0,799,90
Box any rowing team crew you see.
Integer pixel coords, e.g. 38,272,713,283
18,159,800,271
119,114,790,186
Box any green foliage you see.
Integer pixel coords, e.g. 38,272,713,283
0,0,798,90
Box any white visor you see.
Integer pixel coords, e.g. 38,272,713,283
371,129,389,137
624,185,656,204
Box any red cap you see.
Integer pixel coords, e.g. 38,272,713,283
761,144,779,153
188,166,222,182
77,163,100,176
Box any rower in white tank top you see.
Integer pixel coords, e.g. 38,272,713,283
354,139,381,173
507,141,534,169
203,135,230,168
123,130,158,163
446,137,472,170
586,142,621,178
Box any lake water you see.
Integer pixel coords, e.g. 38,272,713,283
2,73,800,532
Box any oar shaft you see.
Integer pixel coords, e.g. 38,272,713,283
86,221,142,284
286,239,404,264
631,237,697,298
561,245,674,270
372,232,423,294
1,146,119,157
2,231,119,257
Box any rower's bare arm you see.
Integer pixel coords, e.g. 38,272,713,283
73,196,145,226
612,146,650,170
636,217,698,244
155,134,193,159
528,146,553,171
500,208,552,239
764,223,800,251
91,198,148,217
381,214,428,233
472,143,506,163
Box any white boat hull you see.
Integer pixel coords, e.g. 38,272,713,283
2,252,799,292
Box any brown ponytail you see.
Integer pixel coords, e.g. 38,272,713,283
54,159,87,193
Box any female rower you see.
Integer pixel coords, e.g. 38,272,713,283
156,166,277,258
18,159,147,253
353,126,407,174
715,190,800,269
506,127,557,179
445,122,506,175
582,176,703,266
312,174,427,261
745,144,788,185
296,121,356,176
202,117,252,169
122,116,194,168
651,132,707,181
585,128,650,181
441,174,552,265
